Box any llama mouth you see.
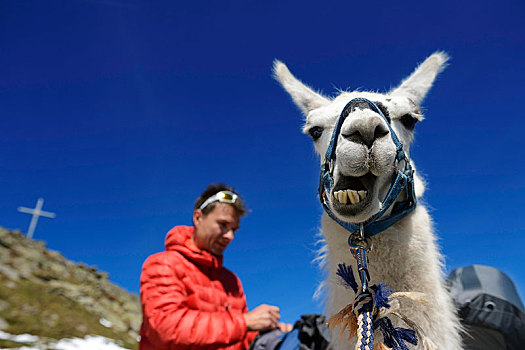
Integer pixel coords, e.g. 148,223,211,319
332,173,376,207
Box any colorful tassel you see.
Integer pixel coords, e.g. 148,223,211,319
375,317,417,350
371,282,393,309
326,303,358,340
336,263,359,293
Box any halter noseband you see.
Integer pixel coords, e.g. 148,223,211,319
318,98,417,239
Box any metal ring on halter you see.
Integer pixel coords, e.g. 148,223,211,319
348,234,373,251
394,156,409,174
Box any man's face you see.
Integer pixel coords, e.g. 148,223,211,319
192,202,241,256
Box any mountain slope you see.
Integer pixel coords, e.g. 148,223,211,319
0,227,141,349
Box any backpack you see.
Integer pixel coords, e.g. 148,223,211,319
446,265,525,350
249,314,331,350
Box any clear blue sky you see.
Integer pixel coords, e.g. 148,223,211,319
1,0,524,323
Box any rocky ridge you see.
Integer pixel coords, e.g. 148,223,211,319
0,227,141,349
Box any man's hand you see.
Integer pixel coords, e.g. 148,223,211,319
277,322,293,332
243,304,282,332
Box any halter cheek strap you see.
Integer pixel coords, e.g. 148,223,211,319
318,98,417,238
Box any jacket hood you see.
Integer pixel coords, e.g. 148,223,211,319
164,225,223,268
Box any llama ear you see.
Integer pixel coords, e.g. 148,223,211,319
390,52,449,104
273,60,330,115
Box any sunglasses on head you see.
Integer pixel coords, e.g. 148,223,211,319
199,191,239,210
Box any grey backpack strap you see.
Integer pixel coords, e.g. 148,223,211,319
249,329,285,350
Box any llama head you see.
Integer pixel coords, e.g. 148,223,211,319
274,53,448,223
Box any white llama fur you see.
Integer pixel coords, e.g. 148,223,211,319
274,53,462,349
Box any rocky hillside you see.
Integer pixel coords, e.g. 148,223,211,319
0,227,141,349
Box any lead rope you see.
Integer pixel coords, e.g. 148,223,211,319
350,224,376,350
348,224,374,350
326,224,436,350
354,291,375,350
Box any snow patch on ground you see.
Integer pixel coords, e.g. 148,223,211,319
0,331,39,343
0,331,129,350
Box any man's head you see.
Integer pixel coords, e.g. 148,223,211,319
192,184,247,256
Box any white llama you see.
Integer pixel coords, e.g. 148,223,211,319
274,53,462,349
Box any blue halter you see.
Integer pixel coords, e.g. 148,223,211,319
318,98,417,239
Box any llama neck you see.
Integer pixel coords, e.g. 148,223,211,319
321,204,444,294
320,205,462,350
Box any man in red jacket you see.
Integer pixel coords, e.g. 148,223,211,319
139,184,292,349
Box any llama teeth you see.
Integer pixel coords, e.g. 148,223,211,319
358,190,367,200
348,190,359,204
346,190,354,204
335,191,341,204
340,190,348,204
334,190,348,204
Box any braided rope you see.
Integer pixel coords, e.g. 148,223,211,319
353,290,375,350
356,312,374,350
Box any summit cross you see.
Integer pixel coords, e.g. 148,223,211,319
18,198,56,239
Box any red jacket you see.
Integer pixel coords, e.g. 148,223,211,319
139,226,257,350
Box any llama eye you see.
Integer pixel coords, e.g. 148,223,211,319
400,114,418,130
308,126,324,141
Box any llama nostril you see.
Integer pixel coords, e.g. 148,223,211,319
342,131,361,140
342,131,373,149
374,123,389,139
343,118,389,148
